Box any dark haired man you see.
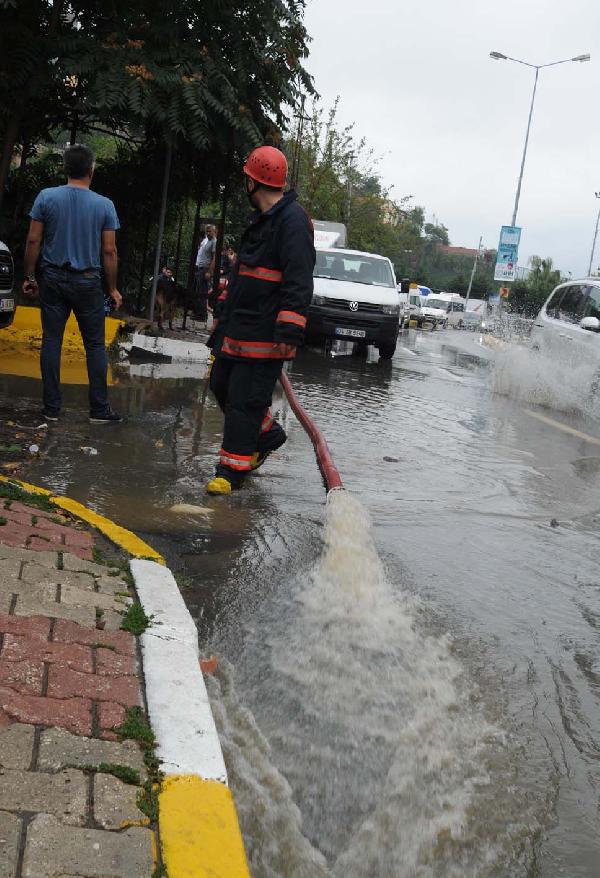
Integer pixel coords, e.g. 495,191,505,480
22,143,122,422
206,145,315,495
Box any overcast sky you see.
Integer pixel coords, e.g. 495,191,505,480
304,0,600,276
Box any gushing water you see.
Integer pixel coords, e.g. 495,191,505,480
207,491,545,876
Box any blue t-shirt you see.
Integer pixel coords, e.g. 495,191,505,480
30,184,120,273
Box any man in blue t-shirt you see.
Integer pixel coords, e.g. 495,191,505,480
22,144,122,423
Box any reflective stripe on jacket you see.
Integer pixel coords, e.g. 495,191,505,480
210,190,315,361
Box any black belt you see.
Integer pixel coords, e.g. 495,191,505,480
45,263,97,274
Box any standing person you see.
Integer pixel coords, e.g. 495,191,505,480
22,143,122,423
206,146,315,495
194,224,216,322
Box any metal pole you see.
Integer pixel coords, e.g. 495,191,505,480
148,141,173,322
465,236,483,306
511,67,539,226
588,203,600,276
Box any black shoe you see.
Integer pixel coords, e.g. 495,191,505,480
89,408,123,424
42,410,60,422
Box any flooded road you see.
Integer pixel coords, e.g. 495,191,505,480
2,328,600,876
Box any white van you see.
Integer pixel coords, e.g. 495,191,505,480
308,248,401,359
418,292,466,329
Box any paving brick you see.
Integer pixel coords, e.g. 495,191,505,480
93,773,145,830
0,658,44,695
95,576,130,596
0,578,56,606
64,545,93,561
0,613,51,640
28,535,63,552
52,621,136,656
0,768,87,825
7,502,56,520
101,609,127,632
63,529,93,548
0,722,35,769
13,596,96,625
38,728,145,776
0,592,12,613
0,525,32,548
20,564,95,590
96,648,136,677
61,585,124,612
0,556,22,576
97,701,126,734
0,687,92,736
47,666,140,707
1,508,34,526
22,814,154,878
2,635,93,672
34,518,77,538
0,812,21,878
0,544,59,566
61,553,119,576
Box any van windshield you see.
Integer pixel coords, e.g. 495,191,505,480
314,251,395,287
425,299,448,311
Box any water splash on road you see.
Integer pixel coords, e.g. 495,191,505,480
208,491,543,876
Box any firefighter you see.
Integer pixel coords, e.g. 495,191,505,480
206,146,315,495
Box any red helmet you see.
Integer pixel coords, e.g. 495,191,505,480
243,146,288,188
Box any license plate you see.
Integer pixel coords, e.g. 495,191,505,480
0,298,14,312
335,327,366,338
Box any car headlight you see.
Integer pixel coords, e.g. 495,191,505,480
382,303,400,315
312,294,327,306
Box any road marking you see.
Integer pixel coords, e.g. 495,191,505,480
523,409,600,446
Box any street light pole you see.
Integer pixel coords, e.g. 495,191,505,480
490,51,590,228
588,191,600,277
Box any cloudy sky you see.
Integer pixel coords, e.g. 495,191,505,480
304,0,600,276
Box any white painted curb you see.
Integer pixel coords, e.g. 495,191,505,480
126,332,209,362
130,559,228,783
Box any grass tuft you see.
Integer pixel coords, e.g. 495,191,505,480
0,481,56,512
120,601,152,635
96,762,141,785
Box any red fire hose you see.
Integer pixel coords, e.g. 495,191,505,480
279,371,344,493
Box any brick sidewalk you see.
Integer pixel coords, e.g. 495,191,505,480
0,497,158,877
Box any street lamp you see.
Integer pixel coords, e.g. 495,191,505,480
490,51,590,226
588,192,600,277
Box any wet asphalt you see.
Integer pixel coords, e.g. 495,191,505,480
1,326,600,876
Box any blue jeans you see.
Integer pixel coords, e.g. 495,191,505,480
39,267,109,417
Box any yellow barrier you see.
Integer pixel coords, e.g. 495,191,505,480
0,306,122,384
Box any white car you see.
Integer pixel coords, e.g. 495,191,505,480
530,279,600,367
0,241,15,329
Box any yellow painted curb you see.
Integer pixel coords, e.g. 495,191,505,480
4,305,123,351
0,476,164,563
159,776,250,878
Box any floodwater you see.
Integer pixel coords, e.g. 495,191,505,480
2,328,600,876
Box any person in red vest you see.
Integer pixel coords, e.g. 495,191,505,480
206,146,315,495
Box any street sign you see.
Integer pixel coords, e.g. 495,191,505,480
499,286,510,298
494,225,521,282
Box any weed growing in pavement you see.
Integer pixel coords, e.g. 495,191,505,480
0,516,6,526
0,482,55,512
93,642,117,652
152,865,168,878
116,706,156,748
120,601,152,635
116,707,163,828
92,545,108,566
95,762,141,785
31,515,38,525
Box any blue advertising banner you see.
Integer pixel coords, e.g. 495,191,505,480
494,225,521,282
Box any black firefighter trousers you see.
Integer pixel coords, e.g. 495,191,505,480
209,355,287,485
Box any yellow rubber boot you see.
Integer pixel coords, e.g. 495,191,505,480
206,476,233,495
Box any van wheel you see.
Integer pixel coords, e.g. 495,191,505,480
378,341,396,360
416,319,423,329
457,319,463,329
353,341,368,357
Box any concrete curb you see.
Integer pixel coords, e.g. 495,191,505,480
131,560,249,877
0,476,250,877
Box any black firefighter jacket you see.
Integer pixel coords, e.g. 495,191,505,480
211,190,315,361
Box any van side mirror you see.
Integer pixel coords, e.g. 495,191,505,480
580,316,600,332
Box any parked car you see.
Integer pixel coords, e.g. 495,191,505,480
530,279,600,367
0,241,15,329
308,248,400,359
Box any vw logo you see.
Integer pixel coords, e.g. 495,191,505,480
349,301,359,312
